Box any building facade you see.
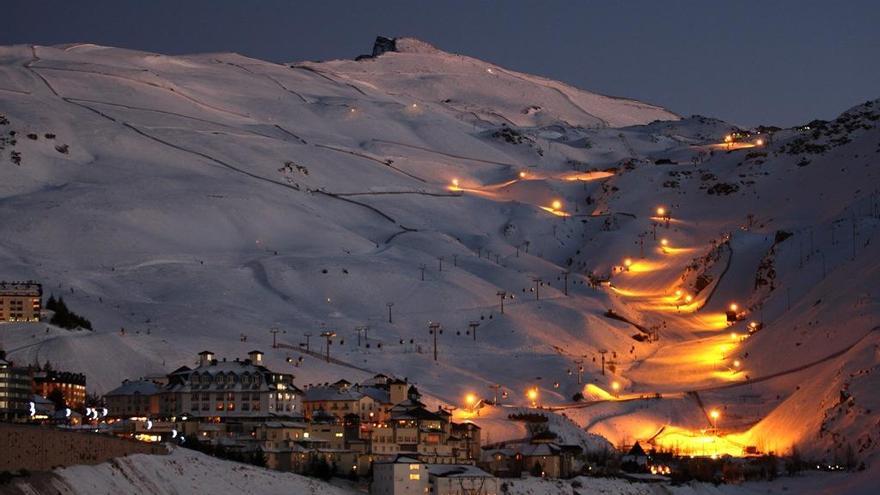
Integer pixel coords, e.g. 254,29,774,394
32,369,87,409
0,351,32,421
372,455,430,495
104,351,301,420
104,379,162,418
0,281,41,322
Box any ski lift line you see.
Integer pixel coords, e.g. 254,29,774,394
314,143,427,183
487,64,611,127
370,139,519,167
120,120,401,227
30,62,252,119
696,240,734,313
688,325,880,394
290,65,369,96
276,341,460,406
335,191,461,198
217,58,310,104
27,53,403,234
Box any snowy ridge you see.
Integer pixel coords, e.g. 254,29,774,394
303,36,678,128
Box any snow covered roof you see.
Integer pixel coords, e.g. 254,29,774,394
105,379,160,396
303,386,365,402
373,454,423,466
360,386,390,403
426,464,494,478
391,406,446,422
260,421,308,429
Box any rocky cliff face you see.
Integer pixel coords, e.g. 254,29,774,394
370,36,441,58
371,36,397,57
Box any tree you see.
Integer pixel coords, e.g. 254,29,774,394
48,296,93,330
530,462,543,477
47,388,67,411
307,457,333,480
252,450,267,468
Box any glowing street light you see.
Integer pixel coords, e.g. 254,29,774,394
709,409,720,430
756,138,764,146
623,258,633,271
733,359,741,368
451,178,460,189
660,238,669,247
551,200,562,210
465,393,477,411
729,303,739,312
685,295,693,303
526,387,539,407
519,171,527,179
730,332,739,341
611,381,621,397
656,206,671,227
674,289,683,298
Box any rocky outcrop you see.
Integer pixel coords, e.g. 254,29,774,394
362,36,442,59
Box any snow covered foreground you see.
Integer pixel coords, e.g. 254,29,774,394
2,448,356,495
1,36,879,489
4,447,877,495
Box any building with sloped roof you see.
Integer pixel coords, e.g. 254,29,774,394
480,431,582,479
103,350,301,420
32,368,87,409
426,463,498,495
104,379,161,417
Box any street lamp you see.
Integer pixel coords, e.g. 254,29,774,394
709,409,720,431
465,393,477,411
729,303,738,312
656,207,666,217
527,387,539,408
519,171,527,179
611,381,621,398
623,258,633,271
551,200,562,211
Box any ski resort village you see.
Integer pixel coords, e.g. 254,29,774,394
0,13,879,495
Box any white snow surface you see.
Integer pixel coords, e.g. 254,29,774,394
5,447,356,495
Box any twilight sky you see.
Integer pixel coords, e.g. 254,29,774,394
3,0,878,127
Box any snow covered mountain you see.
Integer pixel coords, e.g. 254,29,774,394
300,36,678,128
0,37,878,475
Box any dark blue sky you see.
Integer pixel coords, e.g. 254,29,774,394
4,0,878,127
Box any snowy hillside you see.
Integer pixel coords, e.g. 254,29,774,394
0,37,878,478
2,447,357,495
300,37,678,128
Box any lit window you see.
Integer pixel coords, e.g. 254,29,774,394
409,474,420,480
409,464,420,470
